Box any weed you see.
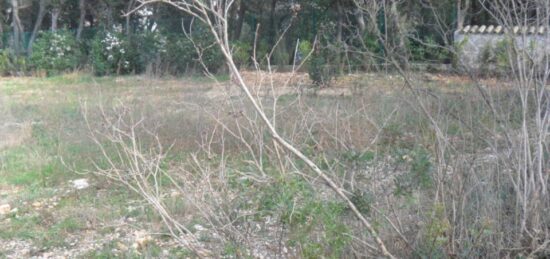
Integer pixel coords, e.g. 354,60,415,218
393,146,434,197
287,201,351,258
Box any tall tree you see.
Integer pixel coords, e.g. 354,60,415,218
354,3,366,34
0,2,4,49
27,0,48,53
124,0,136,35
10,0,24,55
268,0,278,45
457,0,470,30
232,0,246,40
50,0,65,31
76,0,86,40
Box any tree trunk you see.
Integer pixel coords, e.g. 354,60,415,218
0,12,4,49
125,0,135,35
388,0,408,69
268,0,278,46
232,0,246,40
76,0,86,40
336,0,344,73
355,8,366,35
336,0,343,43
11,0,23,55
106,3,114,29
535,1,549,26
457,0,470,30
51,8,60,31
28,0,47,53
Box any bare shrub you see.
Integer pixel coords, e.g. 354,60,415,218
78,0,550,258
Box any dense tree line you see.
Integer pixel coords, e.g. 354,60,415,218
0,0,545,76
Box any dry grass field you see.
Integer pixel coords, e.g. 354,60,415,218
0,71,546,258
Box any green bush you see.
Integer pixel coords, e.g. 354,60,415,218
393,147,434,197
479,39,513,75
408,36,451,63
257,176,351,258
232,40,252,68
308,47,337,87
132,31,167,74
298,40,312,57
355,33,384,70
90,30,136,75
296,40,312,66
0,49,27,76
161,35,197,75
452,37,468,69
161,26,224,74
254,39,271,66
29,31,81,75
479,43,496,66
494,39,512,70
191,26,224,73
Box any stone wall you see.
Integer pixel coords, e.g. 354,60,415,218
454,25,550,70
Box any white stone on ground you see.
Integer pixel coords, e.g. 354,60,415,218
71,179,90,190
0,204,11,215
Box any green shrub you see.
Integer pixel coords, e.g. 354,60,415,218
231,40,252,68
161,35,197,75
452,37,468,69
479,39,513,75
408,40,426,62
161,26,224,74
191,26,224,73
415,204,450,258
479,43,496,66
297,40,312,66
132,30,167,74
494,39,512,70
0,49,27,76
257,176,351,258
298,40,312,57
408,36,451,63
272,44,291,66
254,39,271,66
29,31,81,75
290,201,351,258
393,146,434,197
357,33,384,69
90,30,136,75
308,47,337,87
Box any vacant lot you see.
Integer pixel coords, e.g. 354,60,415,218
0,72,546,258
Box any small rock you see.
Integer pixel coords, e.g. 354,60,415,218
116,242,128,251
170,189,180,197
133,230,153,250
71,178,90,190
0,204,11,215
32,202,42,208
194,224,206,232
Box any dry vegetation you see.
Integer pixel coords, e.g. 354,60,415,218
1,70,547,258
1,0,550,257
